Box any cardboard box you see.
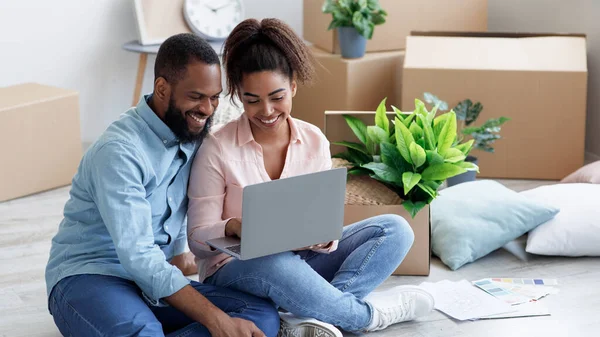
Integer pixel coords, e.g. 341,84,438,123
402,32,588,180
294,46,403,131
344,204,431,276
326,111,431,276
303,0,488,54
0,83,82,202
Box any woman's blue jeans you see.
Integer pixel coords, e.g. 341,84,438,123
204,214,415,332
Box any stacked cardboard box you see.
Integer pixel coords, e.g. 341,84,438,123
401,32,588,180
0,83,82,202
303,0,488,53
293,47,404,130
296,0,488,131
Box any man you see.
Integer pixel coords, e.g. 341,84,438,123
45,33,280,337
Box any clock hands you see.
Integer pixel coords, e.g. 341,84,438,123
186,0,240,39
213,3,234,12
205,1,233,13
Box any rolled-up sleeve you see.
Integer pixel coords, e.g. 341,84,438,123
89,141,189,303
187,135,232,259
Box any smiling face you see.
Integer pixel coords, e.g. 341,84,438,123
161,60,222,143
240,71,297,136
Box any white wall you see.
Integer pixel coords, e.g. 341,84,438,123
0,0,302,146
488,0,600,159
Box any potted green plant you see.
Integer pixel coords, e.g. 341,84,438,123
423,93,510,186
322,0,387,59
332,97,479,218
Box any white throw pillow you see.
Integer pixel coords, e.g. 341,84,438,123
521,184,600,256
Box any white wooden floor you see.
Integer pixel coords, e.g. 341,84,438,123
1,179,598,337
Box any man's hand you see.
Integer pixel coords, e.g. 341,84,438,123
225,218,242,238
165,285,267,337
208,316,266,337
170,252,198,276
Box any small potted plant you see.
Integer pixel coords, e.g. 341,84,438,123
423,93,510,186
332,97,478,218
322,0,387,59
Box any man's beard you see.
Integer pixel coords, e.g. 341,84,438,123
164,97,213,144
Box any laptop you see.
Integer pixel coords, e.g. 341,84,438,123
205,167,347,260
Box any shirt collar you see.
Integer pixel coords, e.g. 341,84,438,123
137,94,179,147
237,114,303,146
288,117,302,144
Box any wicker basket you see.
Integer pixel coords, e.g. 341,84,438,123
332,158,403,206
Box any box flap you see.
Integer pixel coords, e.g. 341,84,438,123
404,33,587,72
410,31,586,39
0,83,78,112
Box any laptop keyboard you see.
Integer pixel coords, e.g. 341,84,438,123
226,244,241,255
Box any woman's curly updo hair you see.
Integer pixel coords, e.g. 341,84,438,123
222,18,316,102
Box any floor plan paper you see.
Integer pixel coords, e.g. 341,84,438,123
419,280,514,321
477,301,551,319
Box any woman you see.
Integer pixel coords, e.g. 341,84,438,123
187,18,434,335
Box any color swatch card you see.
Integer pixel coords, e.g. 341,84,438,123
420,280,514,321
472,279,558,305
487,278,558,286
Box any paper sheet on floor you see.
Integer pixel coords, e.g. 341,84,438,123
476,301,551,319
419,280,514,321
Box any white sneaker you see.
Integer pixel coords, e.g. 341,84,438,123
364,285,435,331
277,312,343,337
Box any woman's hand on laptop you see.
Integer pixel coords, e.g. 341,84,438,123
225,218,242,238
294,241,334,251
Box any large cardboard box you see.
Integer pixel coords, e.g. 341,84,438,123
344,204,431,276
0,83,82,202
401,32,588,180
294,46,403,131
326,111,431,276
303,0,488,54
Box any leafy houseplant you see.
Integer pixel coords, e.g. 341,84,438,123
423,93,510,186
322,0,387,59
332,98,479,218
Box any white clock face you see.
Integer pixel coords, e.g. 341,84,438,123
184,0,244,41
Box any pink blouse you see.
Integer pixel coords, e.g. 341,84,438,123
187,114,336,281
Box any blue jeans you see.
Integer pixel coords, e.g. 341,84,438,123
204,214,414,332
48,274,280,337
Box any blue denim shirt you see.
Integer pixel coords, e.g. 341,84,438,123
45,95,199,305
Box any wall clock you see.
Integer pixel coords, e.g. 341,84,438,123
184,0,244,41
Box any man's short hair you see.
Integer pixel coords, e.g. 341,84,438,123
154,33,220,84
